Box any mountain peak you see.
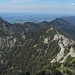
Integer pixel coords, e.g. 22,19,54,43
50,18,72,27
52,18,70,24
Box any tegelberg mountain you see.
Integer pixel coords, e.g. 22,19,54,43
0,17,75,75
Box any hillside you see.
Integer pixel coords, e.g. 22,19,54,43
0,17,75,75
50,18,75,40
62,16,75,25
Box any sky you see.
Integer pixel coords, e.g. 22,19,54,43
0,0,75,14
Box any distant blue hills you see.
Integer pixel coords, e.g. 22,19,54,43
0,13,66,24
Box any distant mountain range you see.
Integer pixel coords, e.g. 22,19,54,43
0,16,75,75
0,13,63,23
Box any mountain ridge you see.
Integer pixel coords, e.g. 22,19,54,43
0,16,75,75
0,16,75,40
62,16,75,25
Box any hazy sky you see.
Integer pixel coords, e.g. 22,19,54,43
0,0,75,14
